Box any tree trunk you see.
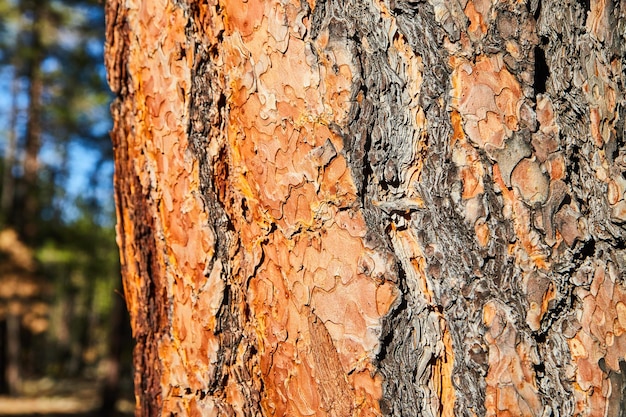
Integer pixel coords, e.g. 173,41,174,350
16,1,46,241
1,72,21,223
5,311,21,396
105,0,626,415
99,287,129,417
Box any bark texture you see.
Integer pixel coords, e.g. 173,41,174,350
105,0,626,415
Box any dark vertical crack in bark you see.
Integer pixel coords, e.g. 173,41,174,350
534,42,549,95
383,3,492,415
180,3,263,415
310,0,472,415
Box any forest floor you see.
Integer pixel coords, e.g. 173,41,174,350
0,378,134,417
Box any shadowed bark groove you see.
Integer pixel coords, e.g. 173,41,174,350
183,2,264,413
308,0,462,415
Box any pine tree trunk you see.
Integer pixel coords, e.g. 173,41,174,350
17,2,46,241
105,0,626,415
1,73,21,223
5,311,21,396
99,289,127,417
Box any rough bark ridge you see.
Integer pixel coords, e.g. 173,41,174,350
106,0,626,415
305,1,458,415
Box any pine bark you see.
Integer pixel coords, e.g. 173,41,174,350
105,0,626,416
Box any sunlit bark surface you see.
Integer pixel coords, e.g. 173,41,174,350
106,0,626,415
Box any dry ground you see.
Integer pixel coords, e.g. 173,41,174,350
0,379,133,417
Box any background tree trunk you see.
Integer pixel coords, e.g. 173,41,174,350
105,0,626,415
1,73,21,222
5,311,21,396
16,0,46,242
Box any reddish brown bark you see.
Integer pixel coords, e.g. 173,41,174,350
106,0,626,415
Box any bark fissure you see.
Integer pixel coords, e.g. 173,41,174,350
309,0,463,414
183,3,263,413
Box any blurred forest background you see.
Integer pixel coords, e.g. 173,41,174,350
0,0,133,415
